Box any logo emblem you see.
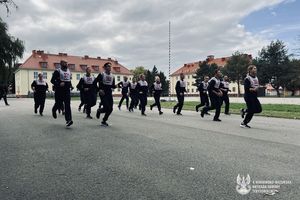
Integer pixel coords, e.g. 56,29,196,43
236,174,251,195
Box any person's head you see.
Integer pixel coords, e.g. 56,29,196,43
180,73,185,80
139,74,145,81
124,76,128,82
132,77,136,83
214,69,222,78
38,73,43,80
248,65,257,76
204,76,209,82
103,62,112,74
86,67,91,75
223,75,229,81
155,76,160,83
60,60,67,68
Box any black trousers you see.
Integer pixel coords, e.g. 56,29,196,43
129,94,138,110
118,93,129,108
174,94,184,114
79,91,85,108
151,94,161,111
196,93,209,108
221,94,230,114
139,94,147,114
99,94,113,122
84,91,97,116
53,89,72,122
203,94,221,120
34,93,46,114
0,94,9,105
243,96,262,125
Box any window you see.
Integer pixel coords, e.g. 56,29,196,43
232,87,236,92
76,74,81,80
40,62,48,68
54,63,61,69
192,89,194,93
187,89,190,93
187,82,190,86
117,76,121,82
34,72,38,79
80,64,87,71
188,75,190,79
68,64,75,71
42,72,47,79
92,65,99,71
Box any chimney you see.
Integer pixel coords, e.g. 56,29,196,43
221,57,226,61
108,57,112,60
84,55,89,59
32,50,36,54
63,53,68,56
37,50,44,55
97,56,101,60
58,53,64,56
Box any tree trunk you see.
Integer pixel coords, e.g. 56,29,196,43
276,88,280,97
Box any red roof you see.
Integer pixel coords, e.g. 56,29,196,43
19,50,133,75
171,55,251,76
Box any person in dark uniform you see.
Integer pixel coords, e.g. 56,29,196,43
195,76,210,113
150,76,163,115
173,73,187,115
201,69,223,121
51,60,73,127
136,74,148,116
52,85,65,115
0,82,9,106
240,65,262,128
117,76,130,110
220,75,231,115
31,73,48,116
95,62,116,126
77,67,97,119
76,75,86,113
128,78,138,112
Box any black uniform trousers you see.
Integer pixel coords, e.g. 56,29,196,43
99,94,113,122
243,95,262,125
139,94,147,114
118,93,129,108
34,92,46,114
221,93,230,114
174,94,184,114
203,93,222,120
52,88,72,121
151,94,161,111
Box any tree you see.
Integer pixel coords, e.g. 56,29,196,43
193,61,219,87
0,18,25,86
285,59,300,96
0,0,18,15
130,66,147,80
255,40,291,97
222,52,251,96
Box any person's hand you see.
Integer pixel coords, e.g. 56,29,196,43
60,82,65,87
99,90,105,96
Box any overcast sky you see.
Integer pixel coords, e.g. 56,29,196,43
1,0,299,73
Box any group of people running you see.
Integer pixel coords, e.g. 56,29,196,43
30,60,262,128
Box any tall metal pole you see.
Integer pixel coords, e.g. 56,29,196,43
168,21,171,100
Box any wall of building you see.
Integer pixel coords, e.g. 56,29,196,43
15,69,133,96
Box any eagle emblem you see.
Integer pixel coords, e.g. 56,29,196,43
236,174,251,195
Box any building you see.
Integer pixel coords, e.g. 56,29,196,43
170,55,252,96
15,50,133,96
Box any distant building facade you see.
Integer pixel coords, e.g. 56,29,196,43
15,50,133,96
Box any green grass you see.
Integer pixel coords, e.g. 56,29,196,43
148,101,300,120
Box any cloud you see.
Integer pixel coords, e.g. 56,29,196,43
0,0,291,74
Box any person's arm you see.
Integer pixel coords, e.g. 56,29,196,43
76,78,84,91
175,81,180,94
46,83,49,91
117,81,122,88
50,70,60,88
31,81,36,91
112,78,117,89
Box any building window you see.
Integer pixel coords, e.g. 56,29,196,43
54,63,60,69
188,75,190,79
187,82,190,86
187,89,190,93
92,65,99,71
34,72,38,79
68,64,75,71
232,87,236,92
192,89,194,93
80,64,87,71
76,74,81,80
42,72,47,79
117,76,121,82
40,62,48,68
